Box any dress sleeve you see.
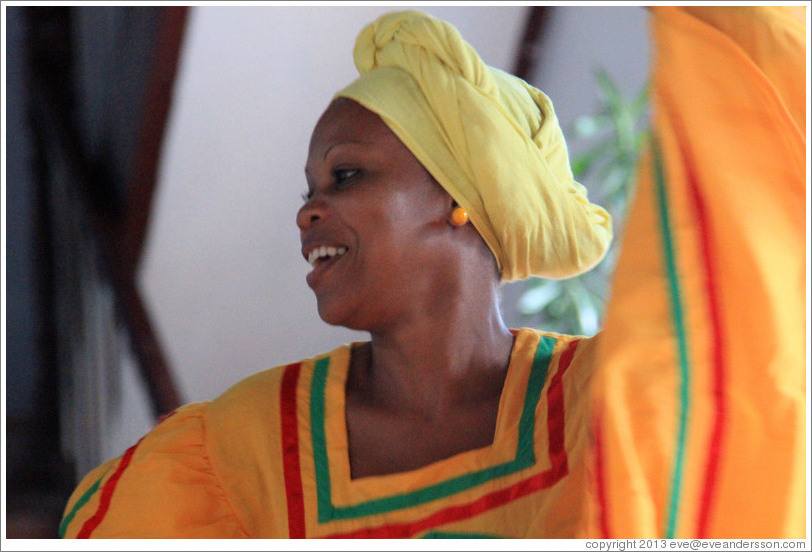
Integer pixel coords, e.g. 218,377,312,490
59,403,248,538
585,7,806,539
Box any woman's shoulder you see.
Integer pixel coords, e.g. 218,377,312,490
512,326,600,354
59,402,248,537
511,327,601,384
207,344,351,423
60,345,352,538
203,345,355,535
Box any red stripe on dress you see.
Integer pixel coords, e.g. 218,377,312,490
593,418,611,538
546,339,577,470
76,411,178,538
281,362,307,538
325,339,580,539
685,171,726,538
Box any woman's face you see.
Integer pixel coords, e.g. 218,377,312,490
298,99,454,331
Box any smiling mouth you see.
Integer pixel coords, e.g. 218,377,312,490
307,245,348,268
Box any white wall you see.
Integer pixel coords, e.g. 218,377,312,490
137,6,650,411
529,7,651,130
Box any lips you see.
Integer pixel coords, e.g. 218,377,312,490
302,241,349,289
306,245,348,268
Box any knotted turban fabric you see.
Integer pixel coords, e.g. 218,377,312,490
336,10,613,281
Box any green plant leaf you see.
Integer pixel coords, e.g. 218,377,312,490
571,141,613,178
572,114,611,137
517,280,561,314
594,68,623,112
570,286,600,336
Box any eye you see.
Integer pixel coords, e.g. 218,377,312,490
334,168,359,187
300,168,359,203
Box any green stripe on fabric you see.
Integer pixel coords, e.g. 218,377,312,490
312,336,557,522
652,141,691,539
310,356,334,521
421,531,504,538
58,474,105,538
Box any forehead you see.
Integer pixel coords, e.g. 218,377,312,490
308,99,400,158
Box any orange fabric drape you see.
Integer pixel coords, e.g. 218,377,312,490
587,6,806,539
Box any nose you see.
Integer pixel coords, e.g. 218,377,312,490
296,196,328,231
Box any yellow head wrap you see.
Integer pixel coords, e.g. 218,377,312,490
336,10,612,281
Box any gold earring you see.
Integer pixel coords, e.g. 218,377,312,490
451,206,469,227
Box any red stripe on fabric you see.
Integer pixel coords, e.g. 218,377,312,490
593,419,611,538
76,411,178,538
546,340,577,470
281,363,307,538
325,339,580,539
685,172,726,538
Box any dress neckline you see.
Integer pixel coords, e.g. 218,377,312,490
312,328,551,514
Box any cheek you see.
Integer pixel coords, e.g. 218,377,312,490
355,191,418,240
385,184,445,229
349,179,447,268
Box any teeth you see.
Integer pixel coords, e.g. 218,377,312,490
307,246,348,268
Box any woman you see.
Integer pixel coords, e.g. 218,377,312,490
60,7,806,539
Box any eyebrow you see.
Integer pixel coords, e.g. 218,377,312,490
322,140,369,161
304,139,374,178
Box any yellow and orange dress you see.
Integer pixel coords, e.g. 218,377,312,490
60,329,599,538
60,6,806,539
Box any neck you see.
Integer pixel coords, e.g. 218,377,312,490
349,285,514,417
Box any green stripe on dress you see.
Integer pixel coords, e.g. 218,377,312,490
310,356,334,521
58,474,105,538
312,335,557,522
421,531,503,538
653,141,691,539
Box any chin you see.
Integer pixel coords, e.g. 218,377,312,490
316,297,365,331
